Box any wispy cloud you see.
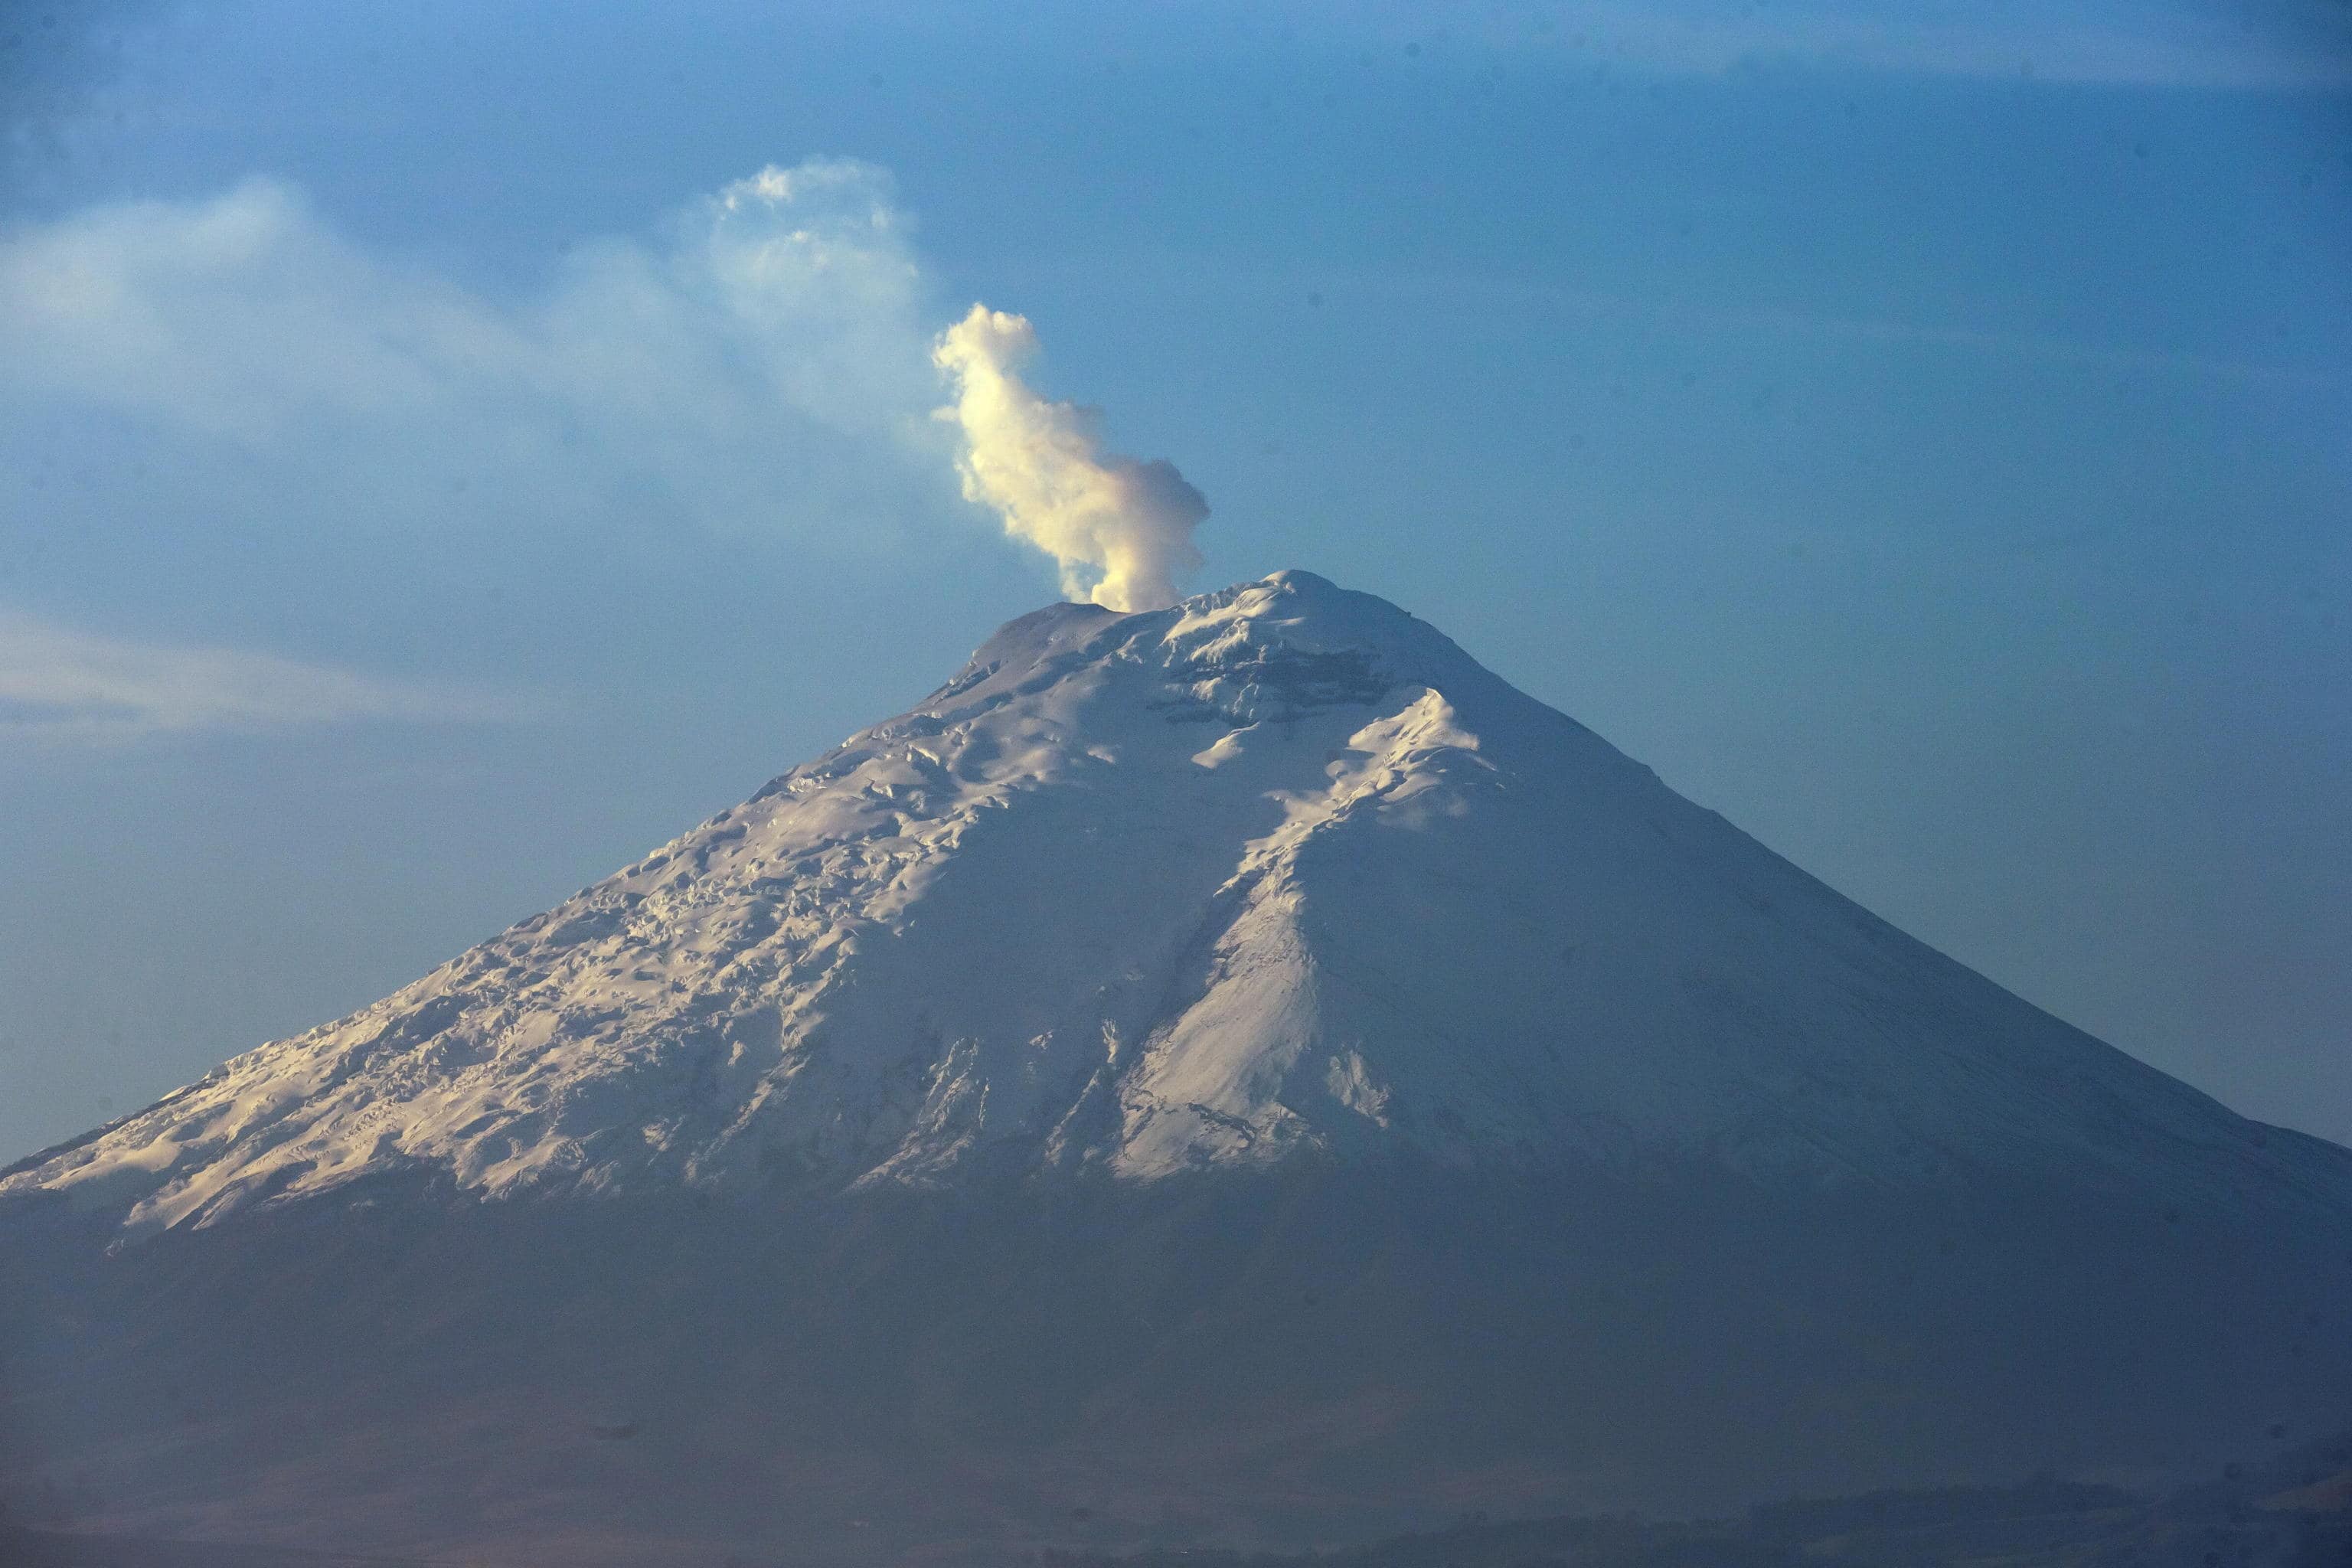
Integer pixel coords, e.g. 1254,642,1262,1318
0,612,537,744
0,158,952,555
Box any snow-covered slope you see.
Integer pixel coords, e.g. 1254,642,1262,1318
9,570,2342,1232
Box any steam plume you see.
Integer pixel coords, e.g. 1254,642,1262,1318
933,305,1207,612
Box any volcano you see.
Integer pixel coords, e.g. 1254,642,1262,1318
5,571,2348,1566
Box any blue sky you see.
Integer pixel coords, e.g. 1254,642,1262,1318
2,0,2347,1159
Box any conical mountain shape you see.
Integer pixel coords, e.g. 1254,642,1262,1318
11,570,2341,1226
5,573,2349,1565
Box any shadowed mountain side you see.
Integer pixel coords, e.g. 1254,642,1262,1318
4,1161,2348,1565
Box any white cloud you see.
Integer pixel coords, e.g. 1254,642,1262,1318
0,158,951,554
0,612,536,743
933,305,1207,612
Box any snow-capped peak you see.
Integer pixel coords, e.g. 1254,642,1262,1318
8,572,2336,1233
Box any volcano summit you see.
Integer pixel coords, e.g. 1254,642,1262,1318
5,572,2348,1564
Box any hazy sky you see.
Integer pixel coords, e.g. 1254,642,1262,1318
2,0,2347,1161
